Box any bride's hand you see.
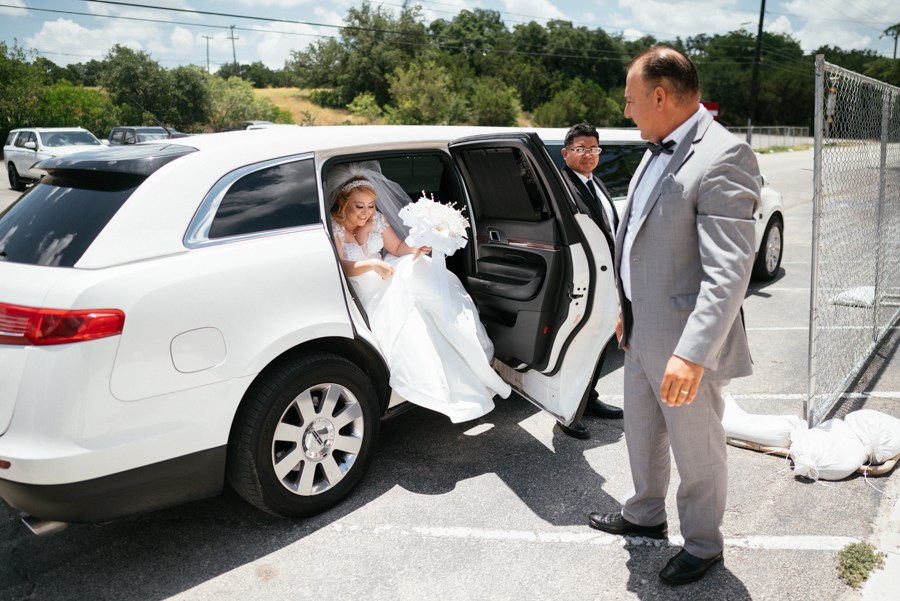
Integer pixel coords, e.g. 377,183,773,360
372,260,396,280
417,246,432,254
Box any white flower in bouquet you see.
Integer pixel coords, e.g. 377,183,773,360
398,193,471,321
399,192,470,260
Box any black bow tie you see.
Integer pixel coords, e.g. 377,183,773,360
647,139,676,157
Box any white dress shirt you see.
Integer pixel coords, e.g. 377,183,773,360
574,170,616,234
621,105,705,301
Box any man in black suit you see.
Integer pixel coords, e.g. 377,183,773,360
555,122,624,439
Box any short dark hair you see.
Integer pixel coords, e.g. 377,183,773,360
627,46,700,105
565,123,599,147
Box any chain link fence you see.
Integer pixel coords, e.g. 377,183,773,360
807,56,900,426
726,126,812,151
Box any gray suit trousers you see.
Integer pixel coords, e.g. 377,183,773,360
621,329,729,559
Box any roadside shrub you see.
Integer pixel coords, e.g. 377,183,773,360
384,61,470,125
207,75,294,131
347,92,383,121
532,79,626,128
33,80,119,138
471,79,521,127
309,89,345,109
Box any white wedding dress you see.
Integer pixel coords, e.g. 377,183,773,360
333,212,511,423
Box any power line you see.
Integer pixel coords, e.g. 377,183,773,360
835,0,892,27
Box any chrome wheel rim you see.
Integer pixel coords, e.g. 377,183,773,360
271,383,364,496
765,224,782,273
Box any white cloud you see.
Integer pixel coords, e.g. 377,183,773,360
621,28,643,41
25,18,150,61
765,15,794,36
780,0,895,52
312,6,345,27
0,0,28,18
501,0,567,23
610,0,754,39
236,0,314,6
251,22,324,69
171,26,195,54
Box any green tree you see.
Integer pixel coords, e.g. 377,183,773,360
347,91,383,121
0,42,45,142
689,30,814,127
288,37,345,89
165,65,210,132
811,46,880,73
385,61,469,125
66,59,106,87
100,44,170,125
207,75,293,131
215,61,283,88
289,1,427,106
864,59,900,86
32,80,119,138
470,78,520,126
532,79,624,127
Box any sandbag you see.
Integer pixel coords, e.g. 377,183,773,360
721,392,808,448
845,409,900,465
789,419,868,480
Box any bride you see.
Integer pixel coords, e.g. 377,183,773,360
328,161,511,423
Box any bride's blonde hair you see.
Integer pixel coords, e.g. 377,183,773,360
332,176,377,221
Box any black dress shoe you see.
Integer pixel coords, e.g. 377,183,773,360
588,512,668,539
583,397,624,419
556,420,590,439
659,549,723,585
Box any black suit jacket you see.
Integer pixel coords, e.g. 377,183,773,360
561,165,618,256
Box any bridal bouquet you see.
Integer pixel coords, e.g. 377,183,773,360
399,192,470,259
398,193,470,321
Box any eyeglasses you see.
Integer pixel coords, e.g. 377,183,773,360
567,147,602,155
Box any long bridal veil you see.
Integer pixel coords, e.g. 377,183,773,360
326,161,413,240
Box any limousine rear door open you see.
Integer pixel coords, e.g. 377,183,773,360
448,133,618,426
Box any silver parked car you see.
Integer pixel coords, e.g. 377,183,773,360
4,127,104,191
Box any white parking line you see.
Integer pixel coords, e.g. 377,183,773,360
409,526,856,551
595,392,900,402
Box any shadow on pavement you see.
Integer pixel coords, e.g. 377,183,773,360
2,393,628,600
624,544,752,600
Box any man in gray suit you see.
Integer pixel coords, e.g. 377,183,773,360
587,47,760,585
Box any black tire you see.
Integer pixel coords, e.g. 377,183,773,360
227,352,380,518
8,163,25,192
752,216,783,281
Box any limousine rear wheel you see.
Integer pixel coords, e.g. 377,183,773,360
227,352,380,518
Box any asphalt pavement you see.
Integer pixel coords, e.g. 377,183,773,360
2,149,899,600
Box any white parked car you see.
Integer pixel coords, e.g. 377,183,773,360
4,127,104,191
0,128,619,527
537,128,785,281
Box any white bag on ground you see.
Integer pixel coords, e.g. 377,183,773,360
789,419,868,480
845,409,900,465
721,392,808,448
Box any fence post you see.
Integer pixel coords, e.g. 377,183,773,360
873,90,891,341
807,54,825,426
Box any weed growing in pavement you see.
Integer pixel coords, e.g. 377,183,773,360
837,542,886,588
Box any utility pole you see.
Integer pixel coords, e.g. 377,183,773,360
202,35,212,74
746,0,766,146
228,25,239,77
881,23,900,59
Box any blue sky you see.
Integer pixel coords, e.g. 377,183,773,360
1,0,898,70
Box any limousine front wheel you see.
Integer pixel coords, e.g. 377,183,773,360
227,352,380,518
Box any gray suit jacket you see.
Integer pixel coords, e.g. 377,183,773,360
614,110,761,381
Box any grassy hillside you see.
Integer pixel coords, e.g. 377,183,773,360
254,88,372,126
255,87,535,127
